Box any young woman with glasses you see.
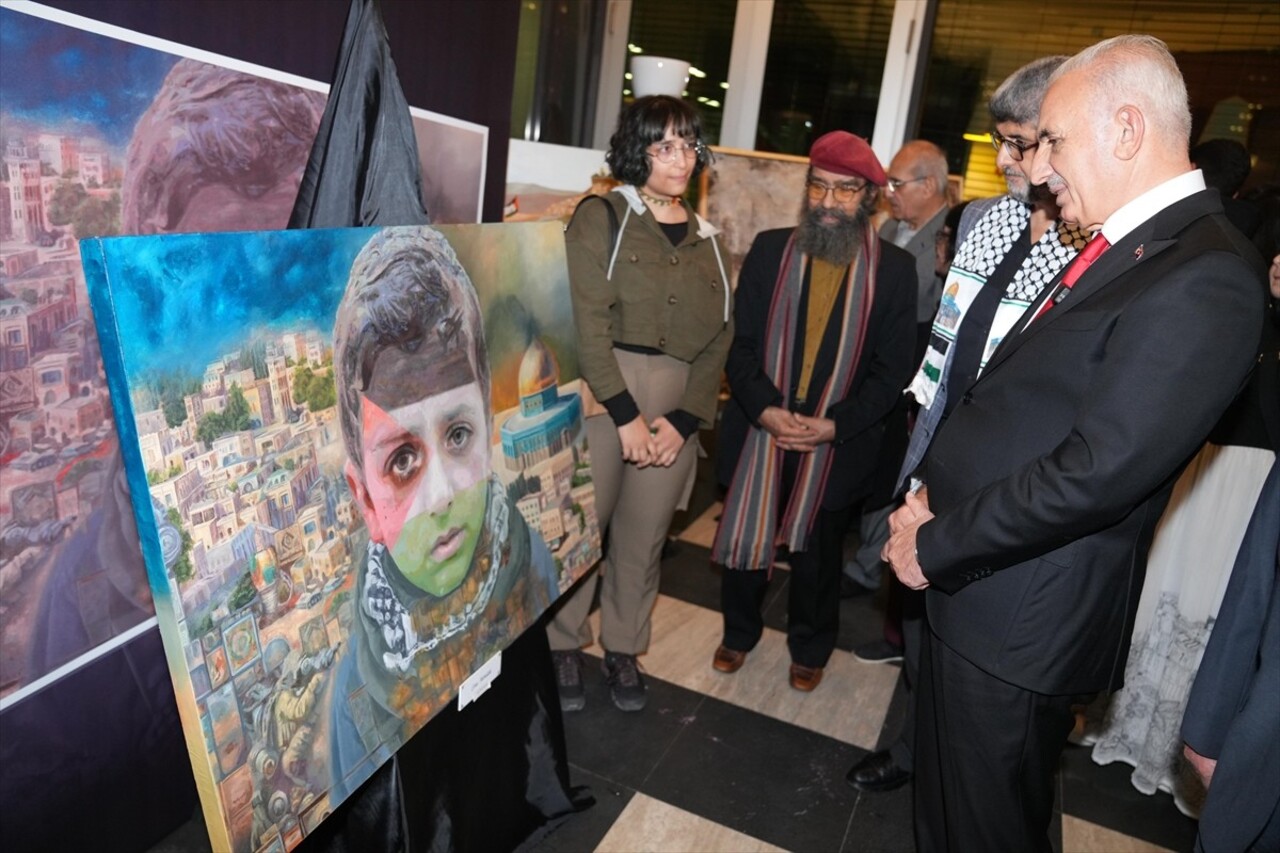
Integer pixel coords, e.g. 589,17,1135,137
546,95,732,713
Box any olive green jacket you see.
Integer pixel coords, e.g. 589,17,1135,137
566,186,733,429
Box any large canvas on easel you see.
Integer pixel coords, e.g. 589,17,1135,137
81,222,598,852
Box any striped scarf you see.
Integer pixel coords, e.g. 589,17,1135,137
713,223,879,570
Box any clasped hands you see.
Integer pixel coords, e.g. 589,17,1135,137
881,487,934,590
758,405,835,452
618,416,685,468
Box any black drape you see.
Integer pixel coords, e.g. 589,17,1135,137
288,0,428,229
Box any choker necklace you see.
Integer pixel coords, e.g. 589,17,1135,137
639,189,679,207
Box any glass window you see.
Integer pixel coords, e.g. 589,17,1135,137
918,1,1280,198
510,0,608,146
755,0,896,155
623,0,738,145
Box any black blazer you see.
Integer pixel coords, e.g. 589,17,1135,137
717,228,917,511
1181,461,1280,853
917,189,1266,695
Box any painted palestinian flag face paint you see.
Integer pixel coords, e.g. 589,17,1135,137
354,339,490,597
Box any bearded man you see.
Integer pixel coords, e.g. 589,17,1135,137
710,131,917,692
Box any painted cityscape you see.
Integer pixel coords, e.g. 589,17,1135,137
0,2,486,704
83,223,599,852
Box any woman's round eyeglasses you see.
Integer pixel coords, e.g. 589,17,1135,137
646,142,705,164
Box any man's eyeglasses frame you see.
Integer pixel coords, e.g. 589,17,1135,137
805,178,867,204
990,130,1039,162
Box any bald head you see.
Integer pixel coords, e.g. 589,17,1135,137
1053,35,1191,151
1030,35,1195,231
886,140,949,228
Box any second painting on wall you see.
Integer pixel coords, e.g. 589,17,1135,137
0,0,486,707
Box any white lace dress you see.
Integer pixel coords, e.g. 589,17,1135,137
1083,440,1275,817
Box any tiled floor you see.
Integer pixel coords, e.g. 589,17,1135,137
151,467,1202,853
527,498,1201,853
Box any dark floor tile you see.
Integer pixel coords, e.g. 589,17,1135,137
844,678,913,853
844,784,916,853
521,768,636,853
836,588,892,653
642,691,862,852
1059,743,1198,851
658,541,724,611
560,661,706,791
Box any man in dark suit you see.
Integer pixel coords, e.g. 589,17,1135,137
881,35,1266,851
1182,461,1280,853
711,131,916,692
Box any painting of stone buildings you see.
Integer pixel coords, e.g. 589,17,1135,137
82,222,597,852
0,2,487,703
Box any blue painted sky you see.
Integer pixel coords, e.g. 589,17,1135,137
92,228,378,377
0,7,178,147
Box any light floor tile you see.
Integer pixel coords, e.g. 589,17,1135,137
587,595,898,750
1060,815,1175,853
675,501,721,549
595,792,786,853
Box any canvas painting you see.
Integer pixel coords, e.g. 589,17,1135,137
699,146,810,289
503,138,613,224
82,222,599,852
0,1,486,706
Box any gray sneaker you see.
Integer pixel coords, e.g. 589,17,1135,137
602,651,647,712
552,650,585,712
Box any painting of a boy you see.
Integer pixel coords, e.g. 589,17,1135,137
326,227,558,797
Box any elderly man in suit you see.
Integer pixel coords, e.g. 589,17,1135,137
881,139,952,343
882,35,1266,851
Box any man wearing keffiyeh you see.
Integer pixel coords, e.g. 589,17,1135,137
710,131,917,692
845,53,1088,798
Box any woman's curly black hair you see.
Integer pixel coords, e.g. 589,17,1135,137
605,95,711,186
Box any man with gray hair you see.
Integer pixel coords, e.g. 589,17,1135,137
846,54,1088,796
882,35,1265,850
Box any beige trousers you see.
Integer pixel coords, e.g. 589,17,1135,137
546,349,698,654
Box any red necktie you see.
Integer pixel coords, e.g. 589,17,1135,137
1034,234,1111,321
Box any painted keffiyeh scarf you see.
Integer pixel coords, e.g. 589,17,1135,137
713,223,879,571
907,195,1089,409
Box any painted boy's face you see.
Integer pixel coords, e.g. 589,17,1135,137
349,381,490,597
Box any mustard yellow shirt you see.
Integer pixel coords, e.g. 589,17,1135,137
795,257,846,402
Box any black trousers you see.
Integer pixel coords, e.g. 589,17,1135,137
914,625,1088,853
720,502,852,668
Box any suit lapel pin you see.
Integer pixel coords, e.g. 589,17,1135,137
1133,244,1144,260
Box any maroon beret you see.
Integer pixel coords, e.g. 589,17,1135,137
808,131,886,187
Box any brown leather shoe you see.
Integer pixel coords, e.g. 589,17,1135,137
789,662,824,691
712,645,747,673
